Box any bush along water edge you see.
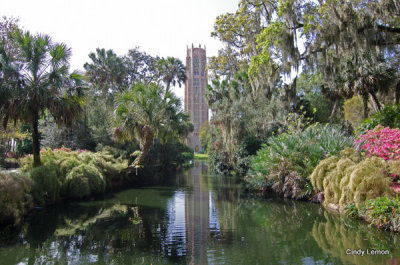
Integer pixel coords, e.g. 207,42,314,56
246,124,400,232
309,125,400,232
0,148,133,227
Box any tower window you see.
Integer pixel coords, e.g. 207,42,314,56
193,57,199,76
201,58,206,76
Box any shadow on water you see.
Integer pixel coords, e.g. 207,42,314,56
0,161,399,264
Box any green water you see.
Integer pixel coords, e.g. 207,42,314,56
0,162,399,265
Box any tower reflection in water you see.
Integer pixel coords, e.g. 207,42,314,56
165,161,220,264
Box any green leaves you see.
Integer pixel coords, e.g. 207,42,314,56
250,124,354,180
114,83,193,166
157,57,185,92
0,28,83,166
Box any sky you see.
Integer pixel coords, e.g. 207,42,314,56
1,0,239,99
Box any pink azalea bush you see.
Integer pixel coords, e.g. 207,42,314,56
355,125,400,161
355,125,400,193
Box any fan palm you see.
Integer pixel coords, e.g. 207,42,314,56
157,57,186,94
0,30,83,167
114,83,192,168
84,48,126,96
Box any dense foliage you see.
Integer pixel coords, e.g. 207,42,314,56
310,148,394,211
359,104,400,133
0,17,193,174
0,171,33,225
246,124,354,198
1,0,400,234
20,148,129,204
363,196,400,232
0,28,84,167
205,0,400,176
114,83,193,168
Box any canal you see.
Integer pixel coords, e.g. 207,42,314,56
0,161,399,264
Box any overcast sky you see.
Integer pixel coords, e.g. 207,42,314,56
1,0,239,98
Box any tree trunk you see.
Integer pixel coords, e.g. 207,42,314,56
369,92,381,111
32,111,41,167
329,99,338,123
132,126,154,168
362,93,369,119
395,80,400,104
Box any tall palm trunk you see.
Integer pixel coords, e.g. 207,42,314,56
132,125,154,167
362,93,369,119
32,110,41,167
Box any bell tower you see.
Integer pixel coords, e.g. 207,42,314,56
185,44,208,152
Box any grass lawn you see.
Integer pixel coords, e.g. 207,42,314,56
194,153,208,160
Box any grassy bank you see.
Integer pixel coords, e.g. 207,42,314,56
194,153,208,161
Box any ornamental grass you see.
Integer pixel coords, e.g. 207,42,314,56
20,148,129,204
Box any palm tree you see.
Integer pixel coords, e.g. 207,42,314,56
84,48,126,96
0,30,82,167
157,57,186,94
114,83,192,168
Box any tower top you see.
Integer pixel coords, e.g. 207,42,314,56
187,43,206,51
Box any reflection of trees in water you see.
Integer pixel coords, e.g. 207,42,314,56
312,212,400,265
209,186,341,265
0,201,185,265
2,164,400,265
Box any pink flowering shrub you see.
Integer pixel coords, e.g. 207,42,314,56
355,125,400,161
53,146,72,152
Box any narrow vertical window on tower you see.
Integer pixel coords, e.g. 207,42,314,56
201,58,205,76
194,79,199,96
193,57,199,76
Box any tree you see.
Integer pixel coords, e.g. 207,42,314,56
157,57,186,94
0,30,82,167
84,48,126,97
213,0,400,114
114,83,192,168
124,47,159,86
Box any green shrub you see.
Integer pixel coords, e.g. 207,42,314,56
363,196,400,232
88,153,128,189
358,103,400,134
343,203,358,218
64,170,90,199
309,148,394,211
144,140,194,169
247,124,354,195
20,148,129,199
59,157,81,180
64,164,105,199
29,164,61,205
0,172,33,225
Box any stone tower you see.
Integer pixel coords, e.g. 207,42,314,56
185,44,208,152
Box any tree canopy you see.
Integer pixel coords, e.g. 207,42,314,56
0,29,83,166
114,83,192,168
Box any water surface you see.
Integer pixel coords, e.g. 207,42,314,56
0,162,399,264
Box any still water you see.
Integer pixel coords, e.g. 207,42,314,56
0,162,399,265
